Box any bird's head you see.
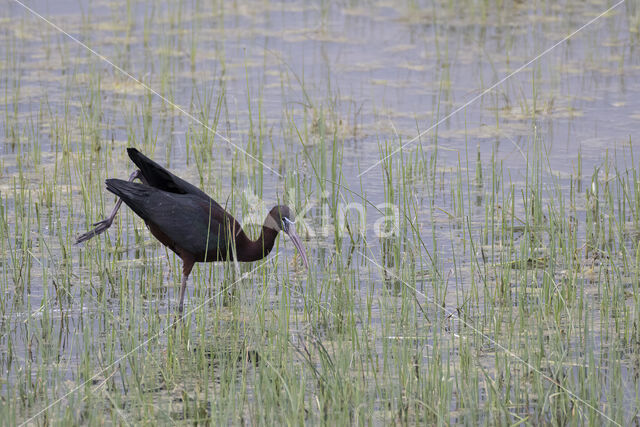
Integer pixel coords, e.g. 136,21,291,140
266,205,309,268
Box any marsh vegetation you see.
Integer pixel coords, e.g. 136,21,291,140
1,0,639,424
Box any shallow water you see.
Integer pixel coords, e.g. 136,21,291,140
1,0,640,423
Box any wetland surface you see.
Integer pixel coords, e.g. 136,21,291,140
1,0,640,424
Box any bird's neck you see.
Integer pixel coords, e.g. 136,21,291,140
236,224,279,262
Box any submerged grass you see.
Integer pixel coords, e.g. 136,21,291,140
1,0,639,425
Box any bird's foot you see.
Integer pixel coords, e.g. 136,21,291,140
75,217,114,244
174,303,186,323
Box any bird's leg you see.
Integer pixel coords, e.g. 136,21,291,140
177,273,188,315
177,258,195,316
76,170,141,244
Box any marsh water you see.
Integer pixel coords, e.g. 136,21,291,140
1,0,640,424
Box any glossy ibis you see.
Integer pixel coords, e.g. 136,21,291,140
77,148,309,314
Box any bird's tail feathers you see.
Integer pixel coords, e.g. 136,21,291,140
105,179,151,201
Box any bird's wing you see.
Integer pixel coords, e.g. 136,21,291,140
106,179,233,259
127,148,224,211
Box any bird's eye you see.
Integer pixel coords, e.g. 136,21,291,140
282,217,294,232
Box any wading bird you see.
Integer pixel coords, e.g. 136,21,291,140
77,148,309,314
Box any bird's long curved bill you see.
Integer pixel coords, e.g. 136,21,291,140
285,228,309,269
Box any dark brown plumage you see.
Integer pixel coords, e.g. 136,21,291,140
77,148,308,314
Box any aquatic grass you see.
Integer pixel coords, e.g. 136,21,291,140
1,0,639,424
